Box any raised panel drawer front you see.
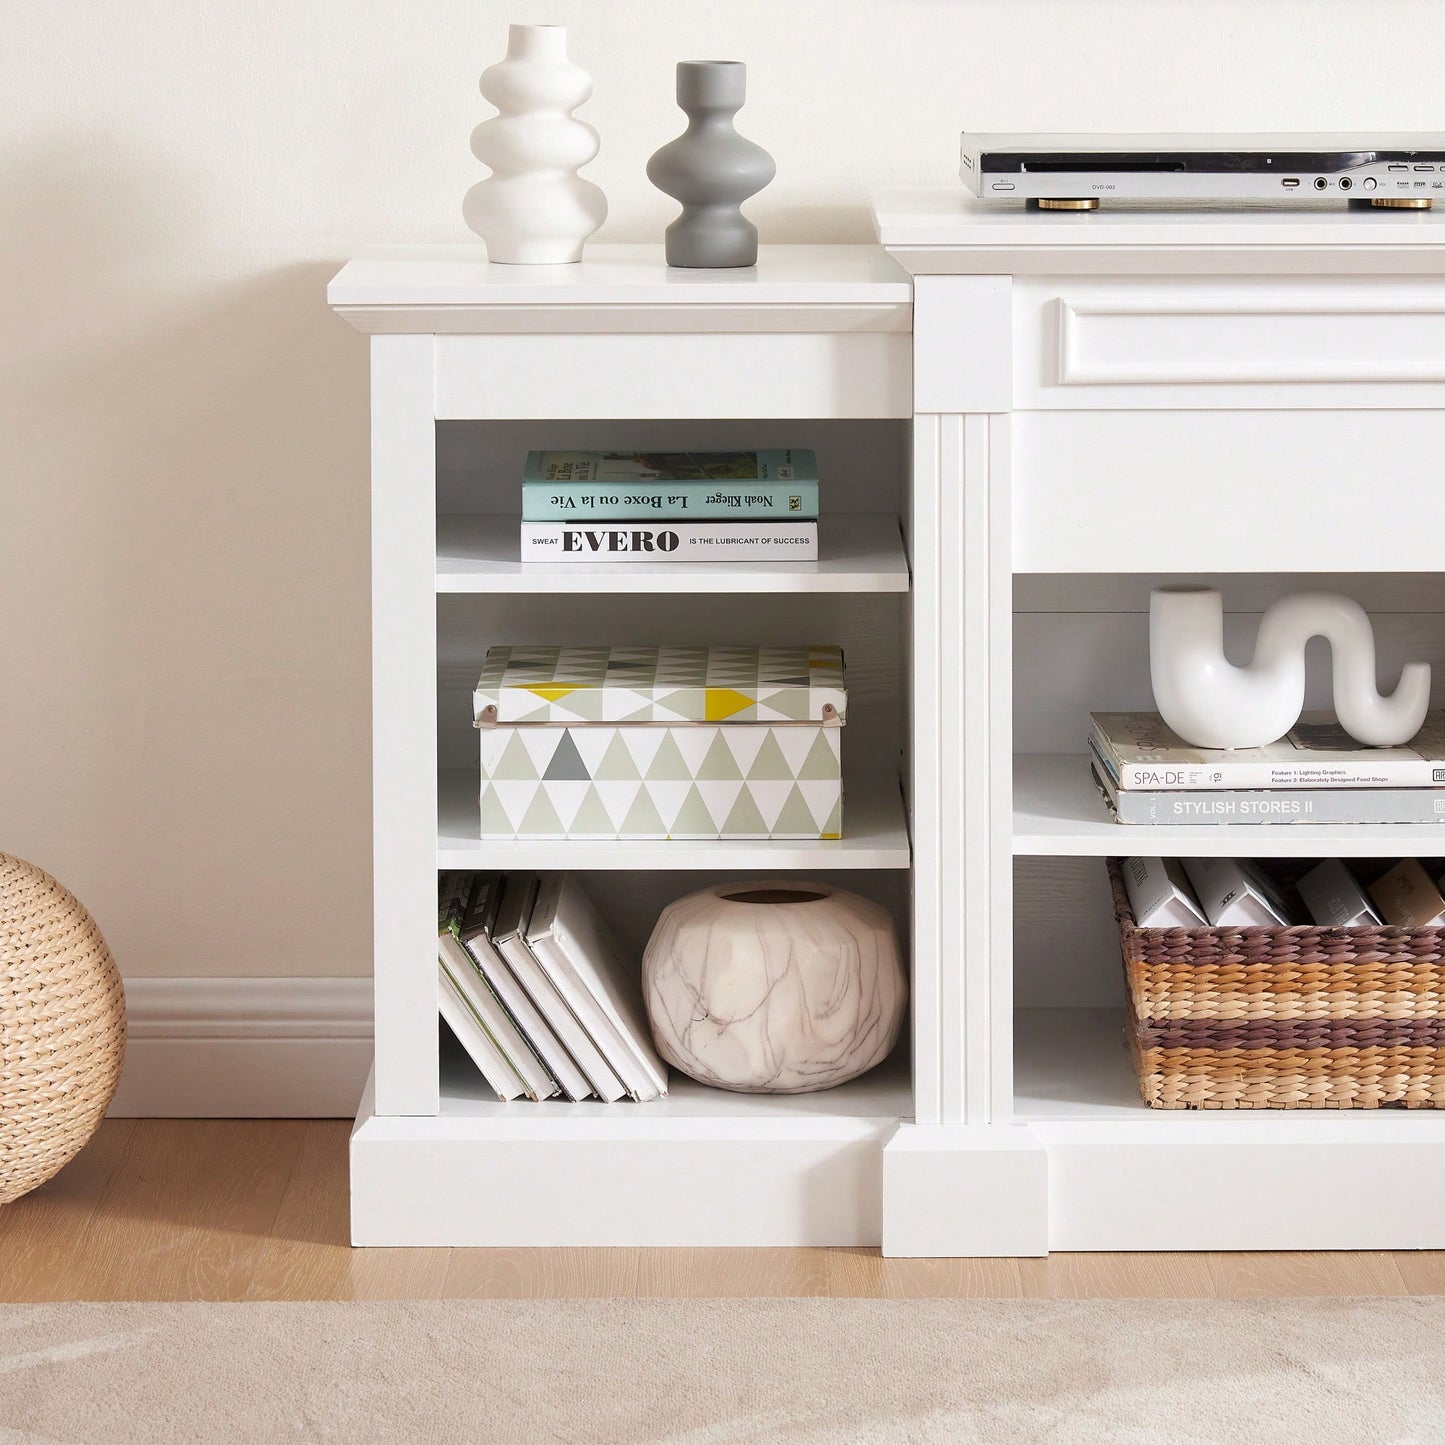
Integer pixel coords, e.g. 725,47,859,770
1011,409,1445,573
1015,278,1445,409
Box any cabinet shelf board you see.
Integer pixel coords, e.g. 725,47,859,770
436,513,909,594
427,1049,912,1134
437,766,911,870
1013,753,1445,858
1016,1007,1445,1137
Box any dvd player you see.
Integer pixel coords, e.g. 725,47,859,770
960,133,1445,209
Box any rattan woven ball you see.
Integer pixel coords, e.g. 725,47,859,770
1,854,125,1204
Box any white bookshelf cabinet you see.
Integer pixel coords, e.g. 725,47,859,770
334,209,1445,1255
329,245,965,1248
874,193,1445,1254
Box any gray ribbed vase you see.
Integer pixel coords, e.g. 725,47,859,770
647,61,775,268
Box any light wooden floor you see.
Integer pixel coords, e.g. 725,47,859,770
4,1120,1444,1302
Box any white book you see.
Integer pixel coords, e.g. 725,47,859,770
493,872,626,1103
461,875,591,1103
1296,859,1382,929
1120,856,1208,927
437,961,525,1102
526,874,669,1103
1182,857,1295,928
440,876,560,1102
519,520,818,563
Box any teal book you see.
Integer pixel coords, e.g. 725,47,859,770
521,449,820,520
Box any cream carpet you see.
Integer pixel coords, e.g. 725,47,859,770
1,1297,1443,1444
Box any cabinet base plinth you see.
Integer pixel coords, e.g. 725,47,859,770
882,1124,1049,1256
349,1074,898,1248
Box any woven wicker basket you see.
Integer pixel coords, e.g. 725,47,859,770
1,854,126,1203
1108,857,1445,1110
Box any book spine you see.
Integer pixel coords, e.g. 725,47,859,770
1109,787,1445,825
519,521,819,563
522,480,820,521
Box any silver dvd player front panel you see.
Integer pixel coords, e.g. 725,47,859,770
960,133,1445,204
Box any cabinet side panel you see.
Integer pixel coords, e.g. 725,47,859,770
371,334,439,1115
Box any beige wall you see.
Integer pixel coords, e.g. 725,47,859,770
4,0,1441,979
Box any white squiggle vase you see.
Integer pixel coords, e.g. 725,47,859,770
1149,586,1431,749
464,24,607,264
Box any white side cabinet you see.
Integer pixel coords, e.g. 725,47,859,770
329,244,972,1248
875,192,1445,1254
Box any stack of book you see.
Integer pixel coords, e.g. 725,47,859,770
519,449,820,562
1123,854,1445,929
437,871,668,1102
1091,711,1445,827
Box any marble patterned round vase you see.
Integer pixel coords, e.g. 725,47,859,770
642,881,906,1094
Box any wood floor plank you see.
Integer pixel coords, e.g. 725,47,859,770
1018,1252,1218,1299
826,1248,1026,1298
1209,1251,1409,1298
246,1122,452,1301
47,1120,306,1301
443,1246,645,1299
633,1248,832,1297
1392,1254,1445,1294
0,1120,137,1302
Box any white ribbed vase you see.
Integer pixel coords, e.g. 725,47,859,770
464,24,607,264
643,881,906,1095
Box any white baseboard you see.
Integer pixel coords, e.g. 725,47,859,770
107,978,374,1119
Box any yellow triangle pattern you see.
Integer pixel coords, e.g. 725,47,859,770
704,688,755,722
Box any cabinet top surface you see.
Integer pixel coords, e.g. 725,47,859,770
872,188,1445,274
328,243,911,310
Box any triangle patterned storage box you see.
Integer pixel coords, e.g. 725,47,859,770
474,645,846,840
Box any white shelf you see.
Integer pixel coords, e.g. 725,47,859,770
329,243,913,313
437,1045,911,1128
437,766,911,870
1015,1007,1445,1136
436,513,909,594
1013,753,1445,858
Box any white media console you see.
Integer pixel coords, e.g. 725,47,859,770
331,198,1445,1254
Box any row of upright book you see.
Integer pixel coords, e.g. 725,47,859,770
1092,710,1445,827
1123,854,1445,930
438,871,666,1102
518,449,821,562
